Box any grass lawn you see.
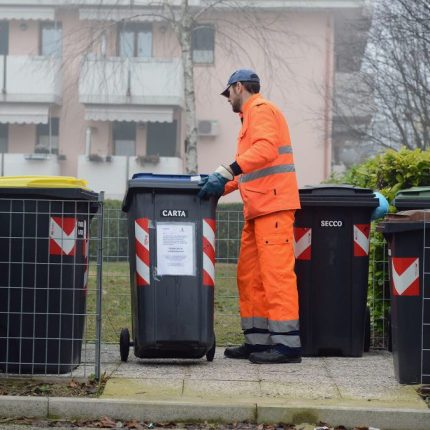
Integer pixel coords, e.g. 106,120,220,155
85,262,242,346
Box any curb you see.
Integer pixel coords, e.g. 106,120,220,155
257,404,430,429
49,398,257,423
0,396,429,430
0,396,48,418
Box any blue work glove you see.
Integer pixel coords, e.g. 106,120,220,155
198,165,234,199
371,191,389,221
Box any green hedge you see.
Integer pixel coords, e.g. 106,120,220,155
339,147,430,200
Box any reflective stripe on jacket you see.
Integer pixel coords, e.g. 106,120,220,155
224,94,300,220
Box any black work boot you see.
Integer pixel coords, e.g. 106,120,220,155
224,344,254,359
249,349,302,364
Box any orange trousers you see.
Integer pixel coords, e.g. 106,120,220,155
237,210,301,352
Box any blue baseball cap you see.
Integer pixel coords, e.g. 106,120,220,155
221,69,260,97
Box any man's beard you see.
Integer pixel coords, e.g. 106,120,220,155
231,99,241,113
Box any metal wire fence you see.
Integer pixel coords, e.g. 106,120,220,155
100,207,392,350
2,200,429,383
2,198,429,385
423,214,430,384
0,196,103,378
368,230,391,350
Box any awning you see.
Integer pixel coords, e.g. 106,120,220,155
85,105,174,123
0,7,55,21
79,8,165,22
0,104,49,124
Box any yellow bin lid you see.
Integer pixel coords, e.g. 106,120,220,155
0,176,89,189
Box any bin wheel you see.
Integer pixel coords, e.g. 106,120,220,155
206,335,216,362
120,328,130,362
364,306,371,353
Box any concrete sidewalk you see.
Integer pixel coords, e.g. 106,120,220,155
1,346,429,430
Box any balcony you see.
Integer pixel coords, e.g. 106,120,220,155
0,56,62,104
77,155,183,200
0,153,61,176
334,72,375,120
79,57,184,106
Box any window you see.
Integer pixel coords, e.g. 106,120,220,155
146,121,177,157
0,21,9,55
40,22,62,57
36,118,59,154
0,124,8,153
192,25,214,64
118,23,152,58
113,122,136,156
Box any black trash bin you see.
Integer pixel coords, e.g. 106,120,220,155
295,185,378,357
0,176,99,374
393,187,430,211
376,211,430,384
389,186,430,353
121,173,217,362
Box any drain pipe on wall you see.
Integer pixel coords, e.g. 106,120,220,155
2,54,6,95
323,14,334,179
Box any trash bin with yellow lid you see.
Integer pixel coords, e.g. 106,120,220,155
0,176,99,374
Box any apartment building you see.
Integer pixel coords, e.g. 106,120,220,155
0,0,371,199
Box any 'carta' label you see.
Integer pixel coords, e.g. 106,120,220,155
160,209,188,218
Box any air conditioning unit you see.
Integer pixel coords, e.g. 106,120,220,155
198,120,219,136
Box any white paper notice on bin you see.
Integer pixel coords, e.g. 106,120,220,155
156,222,195,276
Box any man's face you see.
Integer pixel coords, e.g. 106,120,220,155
227,83,242,113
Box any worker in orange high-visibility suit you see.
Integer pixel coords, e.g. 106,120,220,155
198,69,301,364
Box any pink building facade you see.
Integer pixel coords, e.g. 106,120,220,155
0,1,370,200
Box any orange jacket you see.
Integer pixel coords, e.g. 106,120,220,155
224,94,300,219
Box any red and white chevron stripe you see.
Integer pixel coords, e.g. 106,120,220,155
354,223,371,257
202,218,216,287
135,218,150,286
293,227,312,261
392,257,419,296
49,217,77,256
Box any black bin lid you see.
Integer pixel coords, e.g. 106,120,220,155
376,210,430,234
393,187,430,209
122,173,207,212
299,184,378,207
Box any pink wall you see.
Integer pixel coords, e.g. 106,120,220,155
8,20,38,55
9,124,35,153
88,122,111,156
194,11,334,198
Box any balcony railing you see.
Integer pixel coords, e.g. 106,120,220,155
79,57,184,106
334,71,375,119
77,155,183,200
0,56,62,104
0,153,61,176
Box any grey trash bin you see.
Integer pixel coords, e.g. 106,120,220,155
121,173,217,362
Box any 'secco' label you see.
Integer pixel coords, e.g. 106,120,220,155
320,220,343,227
